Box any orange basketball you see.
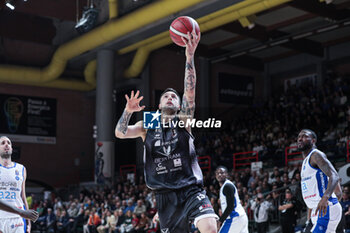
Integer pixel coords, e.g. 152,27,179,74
169,16,200,47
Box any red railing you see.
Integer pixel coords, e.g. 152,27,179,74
285,146,303,166
233,151,258,171
119,164,136,178
347,140,350,163
198,156,211,173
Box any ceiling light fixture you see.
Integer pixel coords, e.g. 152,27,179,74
75,0,99,34
5,0,15,10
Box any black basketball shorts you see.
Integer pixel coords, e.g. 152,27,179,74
155,185,218,233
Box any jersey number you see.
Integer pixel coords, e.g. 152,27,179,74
0,191,16,199
196,194,205,201
301,182,307,192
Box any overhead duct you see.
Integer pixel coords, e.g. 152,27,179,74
0,0,205,90
109,0,118,19
84,0,275,80
122,0,292,78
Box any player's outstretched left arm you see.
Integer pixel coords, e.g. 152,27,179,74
179,29,200,127
311,151,340,217
0,200,38,222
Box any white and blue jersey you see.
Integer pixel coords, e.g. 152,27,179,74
219,180,248,233
301,149,341,233
0,162,25,218
0,162,26,233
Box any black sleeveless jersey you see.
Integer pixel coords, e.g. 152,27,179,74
143,119,203,190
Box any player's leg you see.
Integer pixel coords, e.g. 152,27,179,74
197,217,217,233
186,187,218,233
311,206,330,233
0,219,3,233
7,217,25,233
218,218,232,233
218,214,249,233
240,214,249,233
325,203,342,233
156,191,190,233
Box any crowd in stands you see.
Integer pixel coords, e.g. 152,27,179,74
31,176,159,233
28,164,350,233
195,74,350,168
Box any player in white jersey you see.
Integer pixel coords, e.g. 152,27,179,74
298,129,342,233
216,166,249,233
0,136,38,233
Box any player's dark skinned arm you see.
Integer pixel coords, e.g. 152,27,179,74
310,151,340,217
0,200,38,222
334,182,342,201
219,183,236,223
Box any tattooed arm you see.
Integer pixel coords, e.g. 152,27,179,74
115,90,146,140
179,30,200,130
310,150,340,217
179,57,196,118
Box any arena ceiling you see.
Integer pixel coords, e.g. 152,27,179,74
0,0,349,83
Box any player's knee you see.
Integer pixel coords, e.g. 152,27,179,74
197,218,217,233
206,224,217,233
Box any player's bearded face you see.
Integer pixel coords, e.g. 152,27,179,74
160,92,180,113
0,137,12,159
297,131,313,151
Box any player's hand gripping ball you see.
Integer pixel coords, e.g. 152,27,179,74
169,16,200,47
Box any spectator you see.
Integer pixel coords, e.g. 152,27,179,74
97,209,115,233
57,209,72,233
278,189,297,233
131,213,139,230
38,207,56,233
251,193,274,233
135,212,150,233
86,208,101,233
68,202,80,218
340,190,350,233
133,200,146,217
120,210,134,233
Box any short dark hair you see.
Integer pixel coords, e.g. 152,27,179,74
216,166,228,173
301,129,317,140
160,88,181,105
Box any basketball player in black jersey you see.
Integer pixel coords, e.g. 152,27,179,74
115,30,218,233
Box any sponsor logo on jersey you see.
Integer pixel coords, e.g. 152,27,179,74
173,158,182,167
153,153,181,163
170,167,182,172
11,222,24,228
0,181,17,187
156,163,166,171
199,204,213,212
301,176,311,181
304,193,316,199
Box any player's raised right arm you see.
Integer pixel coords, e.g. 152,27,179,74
115,90,146,139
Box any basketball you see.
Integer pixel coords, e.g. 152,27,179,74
169,16,200,47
